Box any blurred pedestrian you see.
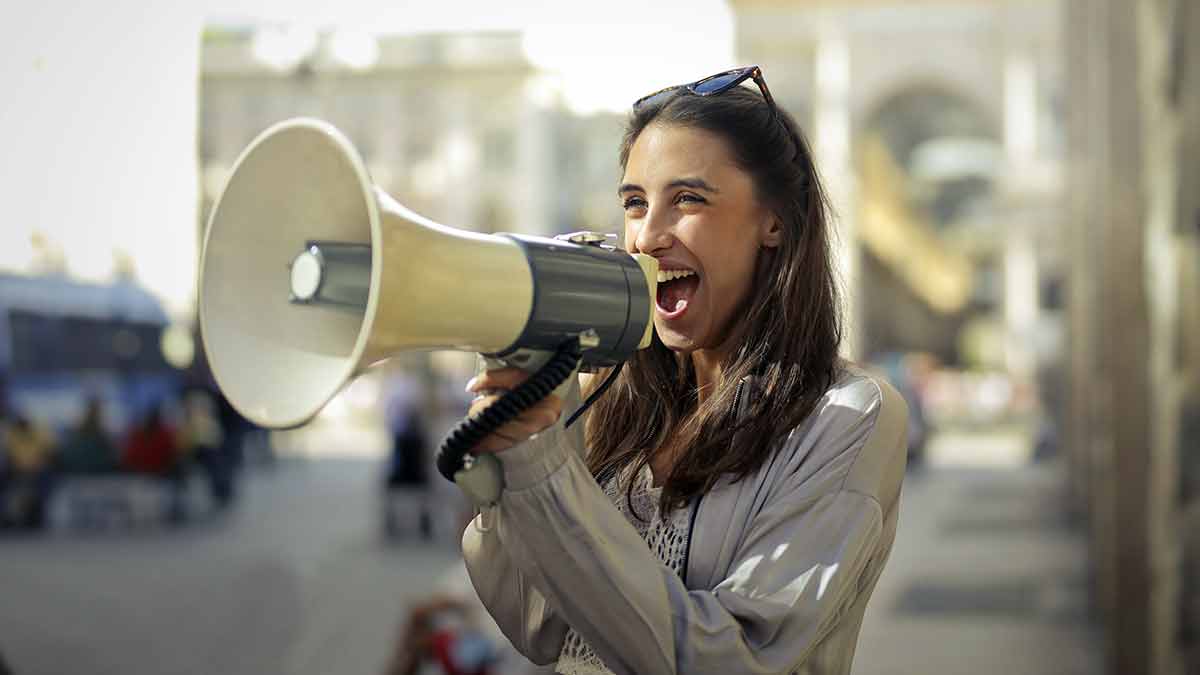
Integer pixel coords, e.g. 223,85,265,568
385,593,500,675
58,397,119,475
216,389,254,468
387,507,545,675
122,404,187,522
122,405,178,475
179,388,233,508
383,373,433,539
2,412,56,529
0,411,9,508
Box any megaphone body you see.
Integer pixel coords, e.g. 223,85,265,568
199,118,658,438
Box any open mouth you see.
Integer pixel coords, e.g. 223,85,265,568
655,268,700,320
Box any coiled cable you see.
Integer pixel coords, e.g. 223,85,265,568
436,338,582,482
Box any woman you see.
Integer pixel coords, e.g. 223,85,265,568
461,67,908,675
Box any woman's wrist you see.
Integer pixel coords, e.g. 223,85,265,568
496,425,573,491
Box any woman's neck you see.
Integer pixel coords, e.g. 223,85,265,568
690,348,724,405
689,319,746,404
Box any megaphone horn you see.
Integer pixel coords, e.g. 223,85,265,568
199,118,657,437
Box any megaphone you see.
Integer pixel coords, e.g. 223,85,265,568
199,118,657,473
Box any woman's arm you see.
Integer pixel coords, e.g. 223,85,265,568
458,374,591,665
467,375,907,675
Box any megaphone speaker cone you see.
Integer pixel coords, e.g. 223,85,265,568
199,118,536,428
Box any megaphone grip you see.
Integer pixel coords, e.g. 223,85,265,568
436,339,583,483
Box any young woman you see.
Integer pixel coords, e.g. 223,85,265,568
460,66,908,675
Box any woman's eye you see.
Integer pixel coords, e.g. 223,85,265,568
676,193,706,205
622,197,647,211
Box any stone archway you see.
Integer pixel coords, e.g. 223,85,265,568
855,84,1002,366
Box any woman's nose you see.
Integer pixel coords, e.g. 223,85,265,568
634,209,673,255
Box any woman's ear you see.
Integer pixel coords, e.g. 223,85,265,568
760,214,783,248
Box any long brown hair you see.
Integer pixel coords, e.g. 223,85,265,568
584,86,843,516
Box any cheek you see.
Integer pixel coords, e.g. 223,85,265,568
705,241,759,308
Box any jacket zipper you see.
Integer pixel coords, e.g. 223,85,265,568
682,493,701,585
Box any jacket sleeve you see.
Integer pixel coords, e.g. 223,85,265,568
459,376,591,665
462,507,571,664
463,382,903,674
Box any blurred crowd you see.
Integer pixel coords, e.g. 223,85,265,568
0,386,250,531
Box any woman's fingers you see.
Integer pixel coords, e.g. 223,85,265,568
466,367,534,395
466,387,564,454
466,367,564,417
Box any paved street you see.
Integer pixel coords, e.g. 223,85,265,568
855,460,1101,675
0,432,1101,675
0,458,461,675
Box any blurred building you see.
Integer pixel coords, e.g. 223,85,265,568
732,0,1064,376
199,29,626,242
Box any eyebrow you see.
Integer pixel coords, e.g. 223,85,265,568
617,177,721,196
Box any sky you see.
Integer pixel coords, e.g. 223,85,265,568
0,0,733,317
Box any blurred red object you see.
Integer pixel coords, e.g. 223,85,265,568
122,410,178,475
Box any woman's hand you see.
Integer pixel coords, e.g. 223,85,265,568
466,367,564,454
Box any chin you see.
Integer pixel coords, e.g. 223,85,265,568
659,338,694,354
654,322,703,354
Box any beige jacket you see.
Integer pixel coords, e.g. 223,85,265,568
462,363,908,674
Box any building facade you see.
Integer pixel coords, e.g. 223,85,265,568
199,29,627,244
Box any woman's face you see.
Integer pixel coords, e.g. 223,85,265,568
621,123,780,354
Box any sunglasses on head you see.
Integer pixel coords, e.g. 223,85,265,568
632,65,776,111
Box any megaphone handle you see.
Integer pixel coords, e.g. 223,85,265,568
436,338,583,502
450,351,576,505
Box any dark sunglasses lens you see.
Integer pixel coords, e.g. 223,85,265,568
692,71,745,95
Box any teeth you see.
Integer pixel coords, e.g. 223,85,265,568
656,269,696,283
